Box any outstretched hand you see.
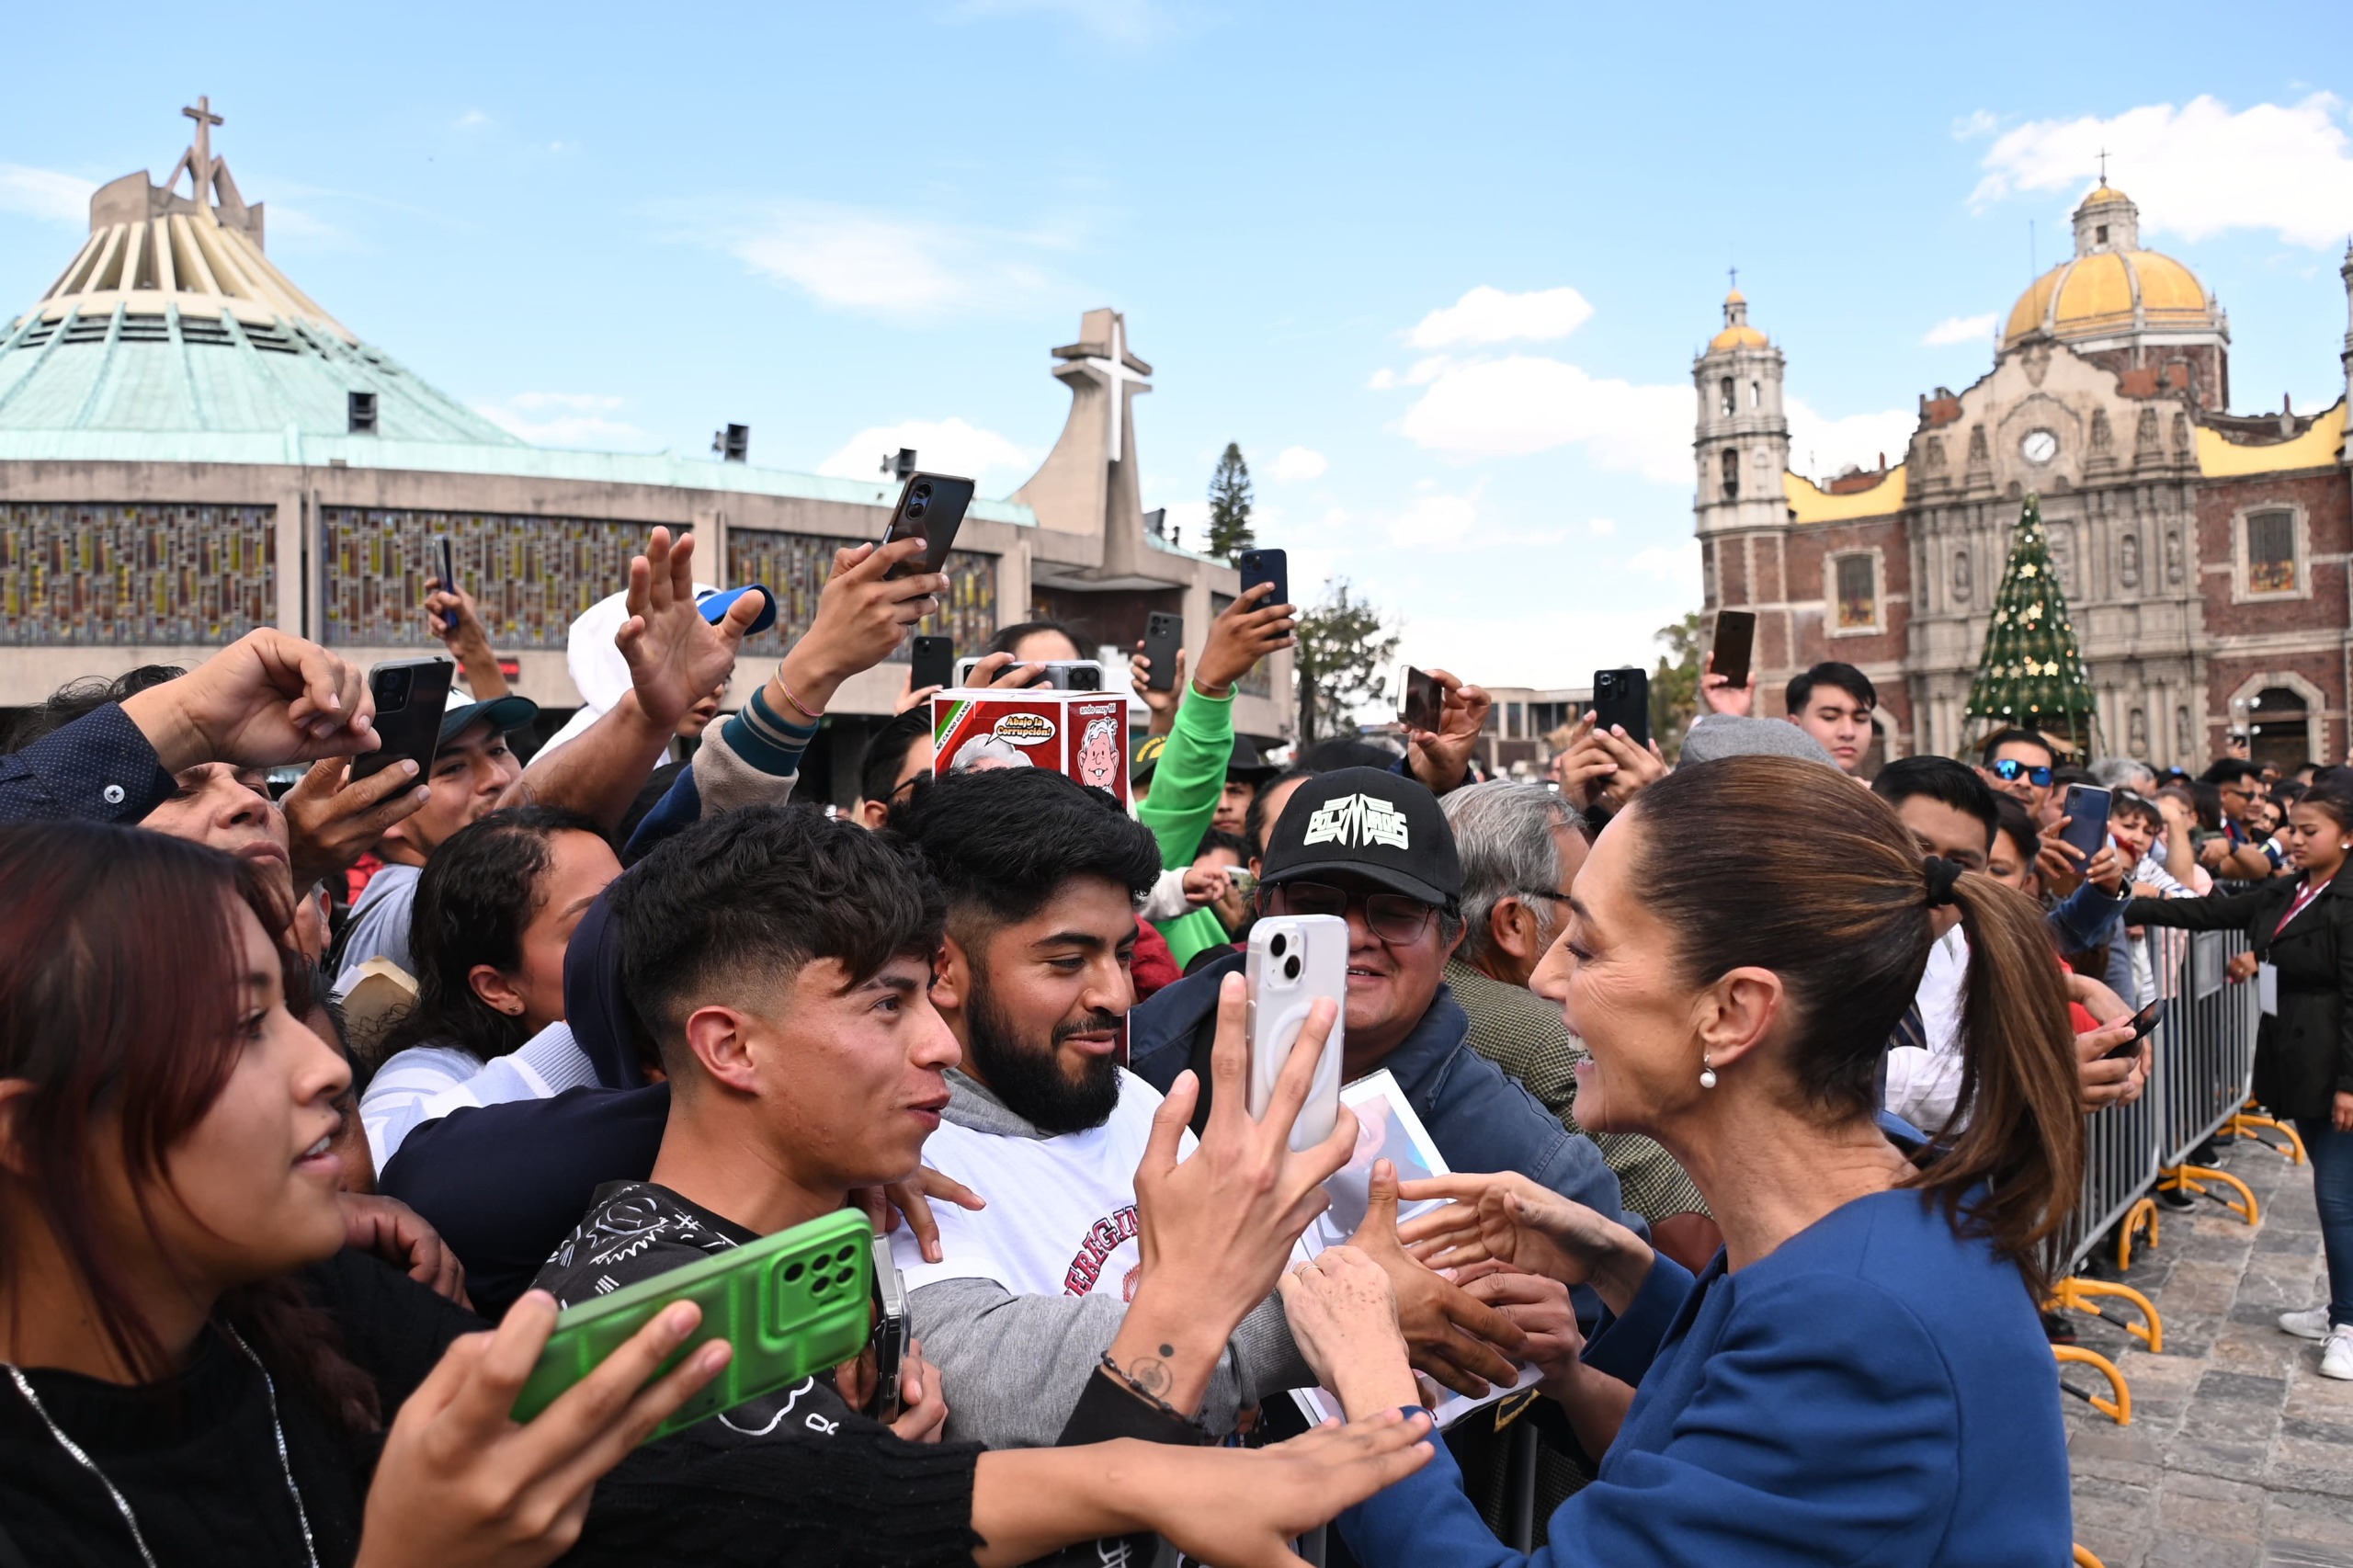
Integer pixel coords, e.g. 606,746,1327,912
1279,1245,1419,1416
1403,668,1490,795
121,628,377,774
355,1291,729,1568
1194,582,1295,696
616,528,762,730
1395,1170,1654,1315
284,756,428,892
1344,1161,1526,1398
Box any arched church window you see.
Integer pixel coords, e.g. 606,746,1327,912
1749,381,1761,409
1720,378,1734,417
1720,448,1740,500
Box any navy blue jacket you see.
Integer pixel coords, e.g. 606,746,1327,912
1339,1186,2070,1567
1129,950,1639,1327
0,703,176,824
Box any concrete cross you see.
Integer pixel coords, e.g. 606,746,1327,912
1074,314,1149,465
183,96,222,194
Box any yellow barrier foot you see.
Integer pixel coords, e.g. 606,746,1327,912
2048,1277,2165,1353
2115,1197,2160,1271
2074,1546,2108,1568
2054,1345,2131,1424
2227,1113,2307,1165
2159,1165,2261,1227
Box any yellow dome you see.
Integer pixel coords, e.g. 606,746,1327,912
2001,246,2216,349
2082,184,2129,206
1711,323,1767,350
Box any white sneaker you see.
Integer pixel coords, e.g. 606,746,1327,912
2323,1329,2353,1381
2281,1306,2334,1340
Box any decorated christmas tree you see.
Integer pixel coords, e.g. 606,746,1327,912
1965,494,2098,749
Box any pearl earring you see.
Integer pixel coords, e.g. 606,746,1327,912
1699,1060,1718,1090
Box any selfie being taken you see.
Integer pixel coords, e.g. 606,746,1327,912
1,12,2346,1567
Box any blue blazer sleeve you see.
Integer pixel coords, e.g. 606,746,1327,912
0,703,176,824
1340,1272,1964,1568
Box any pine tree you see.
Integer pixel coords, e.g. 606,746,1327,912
1205,443,1256,562
1965,494,2098,749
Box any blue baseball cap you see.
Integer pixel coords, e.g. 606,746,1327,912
698,584,777,636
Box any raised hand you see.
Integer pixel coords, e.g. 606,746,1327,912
1395,1170,1654,1315
283,756,429,892
1345,1161,1526,1398
1699,653,1756,717
340,1191,470,1305
781,539,950,715
121,628,376,773
1129,643,1186,736
615,528,764,730
1403,668,1490,795
355,1291,729,1568
1194,581,1295,697
1279,1245,1418,1416
425,577,510,699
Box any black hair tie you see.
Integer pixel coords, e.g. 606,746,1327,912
1923,857,1963,908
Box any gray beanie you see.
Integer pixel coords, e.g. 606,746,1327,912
1679,713,1837,768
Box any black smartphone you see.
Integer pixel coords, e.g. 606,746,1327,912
1141,611,1183,693
880,472,976,580
1710,609,1756,690
437,537,455,595
1400,666,1442,732
1237,548,1289,611
910,635,955,692
1590,667,1650,750
349,657,455,782
2107,997,2167,1059
867,1235,909,1423
2059,784,2113,862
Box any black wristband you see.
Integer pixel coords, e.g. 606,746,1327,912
1057,1366,1214,1447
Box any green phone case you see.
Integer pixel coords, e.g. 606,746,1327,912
510,1207,874,1442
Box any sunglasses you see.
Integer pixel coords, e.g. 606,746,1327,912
1989,759,2054,787
1265,881,1440,944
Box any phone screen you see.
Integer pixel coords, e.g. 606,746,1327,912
1399,666,1442,732
2107,997,2166,1058
1710,610,1756,689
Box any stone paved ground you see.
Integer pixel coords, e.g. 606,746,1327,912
2063,1124,2352,1567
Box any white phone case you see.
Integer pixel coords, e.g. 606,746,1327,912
1245,915,1348,1150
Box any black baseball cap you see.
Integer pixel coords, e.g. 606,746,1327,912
439,688,540,744
1227,735,1279,784
1258,767,1461,906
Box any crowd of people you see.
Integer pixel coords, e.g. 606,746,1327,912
0,524,2343,1567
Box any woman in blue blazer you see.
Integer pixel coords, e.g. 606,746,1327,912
1281,756,2084,1566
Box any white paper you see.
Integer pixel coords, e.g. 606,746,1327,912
2258,961,2279,1016
1287,1071,1541,1431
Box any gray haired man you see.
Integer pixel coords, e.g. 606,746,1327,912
1438,780,1721,1271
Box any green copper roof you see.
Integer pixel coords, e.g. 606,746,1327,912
0,303,522,444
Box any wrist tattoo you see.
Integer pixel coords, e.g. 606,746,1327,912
1131,1357,1171,1395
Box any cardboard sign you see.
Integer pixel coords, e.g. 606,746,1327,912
930,688,1131,804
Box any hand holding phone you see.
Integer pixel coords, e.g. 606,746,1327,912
880,473,976,580
1399,666,1442,733
1245,915,1347,1151
349,658,455,782
2058,785,2113,862
1590,667,1651,750
909,635,955,694
2105,997,2167,1059
1140,611,1184,694
1236,549,1289,614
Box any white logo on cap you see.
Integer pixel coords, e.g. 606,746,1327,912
1302,793,1411,851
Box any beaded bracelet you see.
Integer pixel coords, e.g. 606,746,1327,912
1097,1350,1212,1437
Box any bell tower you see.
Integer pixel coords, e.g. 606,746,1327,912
1692,284,1790,539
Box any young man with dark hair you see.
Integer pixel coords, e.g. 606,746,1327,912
885,767,1413,1451
2200,757,2279,879
1782,661,1878,776
852,706,936,830
1977,727,2059,819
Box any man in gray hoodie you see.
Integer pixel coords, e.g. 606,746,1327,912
890,767,1523,1448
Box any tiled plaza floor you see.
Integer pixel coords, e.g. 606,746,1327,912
2063,1124,2353,1567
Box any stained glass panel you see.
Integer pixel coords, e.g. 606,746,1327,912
728,530,996,660
0,503,275,645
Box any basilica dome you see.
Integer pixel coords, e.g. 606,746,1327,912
2001,185,2222,351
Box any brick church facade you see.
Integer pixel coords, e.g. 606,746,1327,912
1694,183,2353,773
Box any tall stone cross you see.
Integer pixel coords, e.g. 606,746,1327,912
2097,148,2109,185
181,96,223,203
1074,314,1149,465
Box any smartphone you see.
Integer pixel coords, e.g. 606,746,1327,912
1237,548,1289,611
1245,915,1347,1152
1141,611,1184,693
1399,666,1442,733
866,1234,910,1423
512,1208,873,1442
1710,609,1756,690
879,472,976,580
951,656,1105,691
909,635,955,693
1590,667,1650,751
348,657,455,782
2106,997,2168,1060
2059,784,2113,862
437,537,456,596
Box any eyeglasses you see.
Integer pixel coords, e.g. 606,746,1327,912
1989,759,2053,787
1267,881,1440,944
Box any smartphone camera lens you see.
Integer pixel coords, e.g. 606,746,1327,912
907,498,926,519
1282,955,1302,982
378,666,413,712
1268,933,1288,958
913,483,931,502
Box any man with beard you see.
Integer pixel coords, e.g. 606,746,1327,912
889,767,1523,1449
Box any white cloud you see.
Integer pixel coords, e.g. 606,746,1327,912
1387,490,1481,547
728,204,1052,320
0,164,95,225
1393,355,1692,485
1627,541,1701,587
817,417,1036,490
1969,94,2353,247
1392,604,1688,697
1922,312,1996,347
475,392,654,449
1786,397,1916,485
1268,446,1327,483
1153,500,1210,550
1407,285,1595,350
1950,109,2000,141
1587,517,1618,536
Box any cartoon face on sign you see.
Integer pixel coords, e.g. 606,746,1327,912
951,733,1034,773
1075,716,1121,790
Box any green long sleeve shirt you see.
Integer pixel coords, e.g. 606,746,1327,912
1138,685,1237,969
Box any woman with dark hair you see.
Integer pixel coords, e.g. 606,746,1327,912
0,822,734,1567
2129,779,2353,1380
360,806,620,1166
1279,756,2085,1564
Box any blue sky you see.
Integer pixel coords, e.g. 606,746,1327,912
4,2,2349,690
